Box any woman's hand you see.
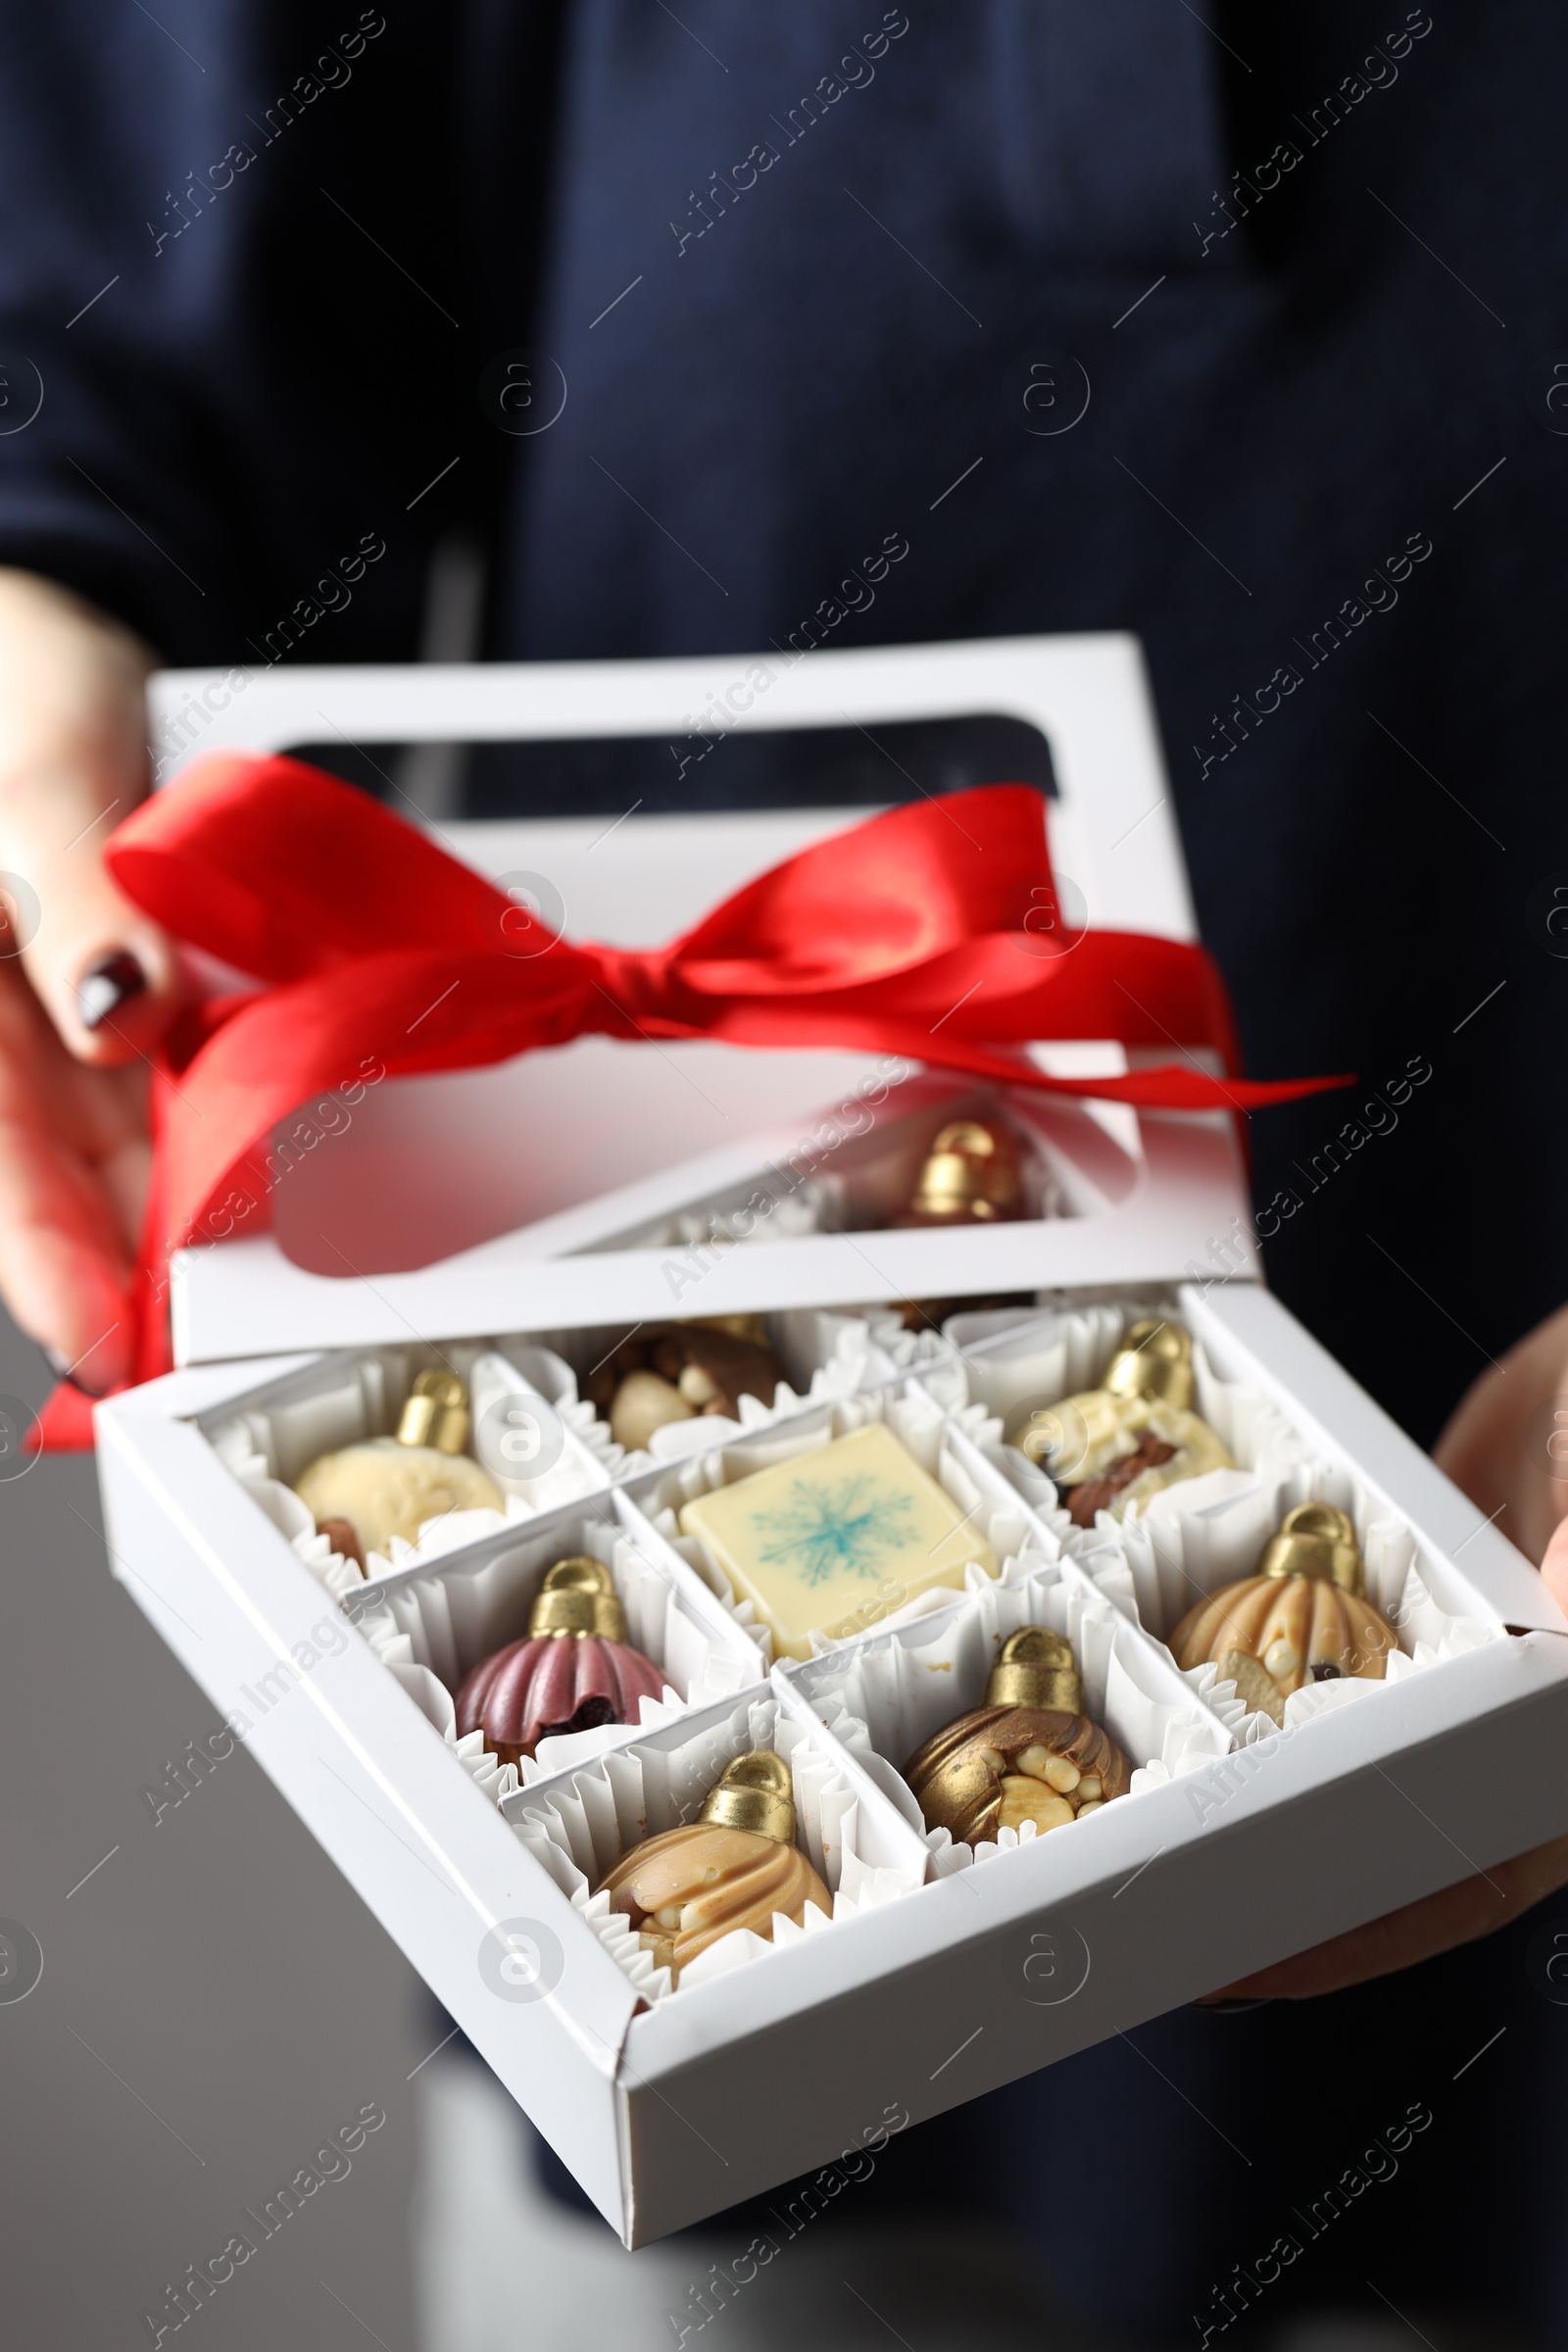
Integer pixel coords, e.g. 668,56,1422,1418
1201,1308,1568,2002
1431,1299,1568,1612
0,567,175,1393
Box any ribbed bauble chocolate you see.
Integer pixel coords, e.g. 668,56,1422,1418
454,1557,665,1767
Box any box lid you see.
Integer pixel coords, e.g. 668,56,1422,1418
162,632,1256,1364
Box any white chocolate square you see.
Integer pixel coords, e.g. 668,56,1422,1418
678,1422,996,1661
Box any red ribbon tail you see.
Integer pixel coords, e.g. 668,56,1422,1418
31,1382,98,1452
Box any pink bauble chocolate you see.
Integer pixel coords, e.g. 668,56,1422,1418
456,1630,665,1767
453,1555,666,1767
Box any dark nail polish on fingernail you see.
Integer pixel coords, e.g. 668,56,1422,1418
78,950,147,1032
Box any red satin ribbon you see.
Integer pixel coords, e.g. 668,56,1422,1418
39,756,1347,1448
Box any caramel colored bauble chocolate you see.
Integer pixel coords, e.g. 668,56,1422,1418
903,1628,1132,1843
454,1557,666,1767
595,1750,830,1982
1168,1503,1397,1726
293,1370,503,1556
896,1119,1023,1227
1012,1319,1232,1526
591,1320,784,1449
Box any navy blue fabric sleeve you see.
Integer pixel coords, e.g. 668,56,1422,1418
0,0,558,662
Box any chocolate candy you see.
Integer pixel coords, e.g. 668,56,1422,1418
588,1319,785,1451
315,1516,367,1576
896,1119,1023,1227
1168,1502,1397,1726
294,1370,503,1556
1063,1429,1179,1524
1012,1318,1232,1525
903,1628,1132,1843
595,1750,830,1983
678,1419,997,1661
454,1557,665,1767
609,1370,694,1452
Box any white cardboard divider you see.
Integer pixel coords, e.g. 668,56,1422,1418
96,1282,1568,2243
340,1489,770,1779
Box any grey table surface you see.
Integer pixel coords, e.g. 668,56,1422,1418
0,1309,423,2352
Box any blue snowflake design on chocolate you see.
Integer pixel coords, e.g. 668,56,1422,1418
751,1475,919,1587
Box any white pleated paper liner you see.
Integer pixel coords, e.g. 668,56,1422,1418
786,1546,1233,1873
911,1293,1512,1741
465,1314,922,1474
203,1319,915,1584
623,1381,1044,1666
503,1691,927,2003
337,1499,775,1809
203,1339,622,1579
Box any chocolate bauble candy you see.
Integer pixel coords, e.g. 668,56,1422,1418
906,1704,1132,1842
903,1627,1132,1842
295,1440,502,1556
896,1119,1023,1227
1012,1319,1233,1525
454,1557,665,1766
293,1369,503,1555
595,1321,785,1446
595,1750,830,1982
1168,1503,1396,1724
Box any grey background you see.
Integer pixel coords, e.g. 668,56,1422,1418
0,1303,425,2351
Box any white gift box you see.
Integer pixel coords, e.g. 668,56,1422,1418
158,630,1254,1366
95,638,1568,2246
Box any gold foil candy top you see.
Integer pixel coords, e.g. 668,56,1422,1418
906,1119,1021,1223
697,1749,796,1845
1102,1318,1195,1409
1257,1502,1363,1594
528,1555,628,1642
397,1368,470,1454
983,1625,1084,1713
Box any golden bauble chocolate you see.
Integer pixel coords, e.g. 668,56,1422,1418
1012,1319,1232,1525
897,1119,1023,1227
903,1628,1132,1843
293,1369,502,1556
595,1750,830,1982
1168,1503,1397,1726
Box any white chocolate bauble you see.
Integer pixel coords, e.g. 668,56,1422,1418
295,1439,503,1556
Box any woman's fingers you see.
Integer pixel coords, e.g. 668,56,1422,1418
1433,1299,1568,1565
0,567,174,1065
0,569,170,1379
0,945,151,1387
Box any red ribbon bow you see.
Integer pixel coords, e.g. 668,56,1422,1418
39,756,1345,1447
